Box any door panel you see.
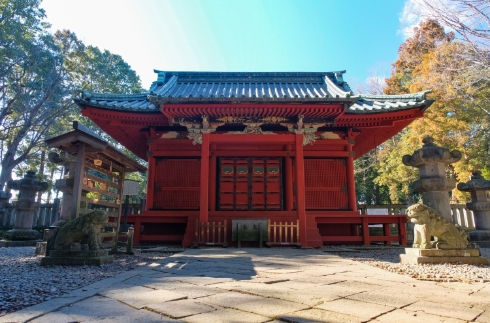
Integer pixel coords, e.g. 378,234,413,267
218,157,283,211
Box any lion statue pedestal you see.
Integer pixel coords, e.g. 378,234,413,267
400,204,489,265
41,210,114,266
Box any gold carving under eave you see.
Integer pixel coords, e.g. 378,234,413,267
261,116,288,123
217,116,244,123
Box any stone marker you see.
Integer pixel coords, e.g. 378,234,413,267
400,203,489,265
402,136,461,222
3,170,48,241
457,170,490,247
41,210,114,266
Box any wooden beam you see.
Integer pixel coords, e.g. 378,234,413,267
209,134,295,144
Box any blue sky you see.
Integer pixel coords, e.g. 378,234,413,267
41,0,410,90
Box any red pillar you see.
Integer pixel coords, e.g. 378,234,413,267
146,157,156,210
362,216,370,245
295,133,307,247
285,156,293,211
209,154,217,212
200,133,210,222
346,141,357,212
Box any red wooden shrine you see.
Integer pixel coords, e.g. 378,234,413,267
75,71,433,247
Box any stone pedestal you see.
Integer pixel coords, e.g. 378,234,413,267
41,249,114,266
3,170,48,241
403,136,462,222
400,248,489,265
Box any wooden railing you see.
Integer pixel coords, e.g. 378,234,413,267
194,220,227,247
358,204,475,230
267,220,301,246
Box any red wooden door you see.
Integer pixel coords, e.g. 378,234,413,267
218,157,283,211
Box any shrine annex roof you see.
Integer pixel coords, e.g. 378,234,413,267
74,70,434,114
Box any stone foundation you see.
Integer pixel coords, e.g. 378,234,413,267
400,248,490,265
41,249,114,266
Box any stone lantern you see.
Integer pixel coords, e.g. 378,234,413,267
402,136,462,222
457,170,490,246
3,170,49,240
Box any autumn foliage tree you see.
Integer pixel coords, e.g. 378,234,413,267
375,18,490,203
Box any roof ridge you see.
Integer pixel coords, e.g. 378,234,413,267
359,90,431,101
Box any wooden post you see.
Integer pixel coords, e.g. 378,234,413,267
114,170,125,253
285,156,293,211
362,217,370,245
399,217,407,246
295,133,307,246
200,133,210,222
346,140,357,212
209,154,217,211
146,157,156,210
383,224,391,245
71,142,86,220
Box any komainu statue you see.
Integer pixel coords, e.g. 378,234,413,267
53,210,108,250
407,203,468,249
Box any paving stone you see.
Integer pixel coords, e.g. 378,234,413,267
347,287,418,308
149,283,225,299
315,298,394,320
278,308,363,323
269,280,320,290
29,311,78,323
87,309,183,323
308,280,382,297
404,300,483,321
174,276,234,286
291,275,346,285
99,285,187,308
198,291,265,307
144,299,215,319
56,295,135,321
476,310,490,322
376,309,466,323
233,297,309,317
185,306,271,323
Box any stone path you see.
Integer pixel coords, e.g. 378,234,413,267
1,248,489,323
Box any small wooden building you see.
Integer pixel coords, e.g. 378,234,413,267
75,71,433,247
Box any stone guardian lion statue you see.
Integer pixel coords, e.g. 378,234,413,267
53,210,109,250
407,203,468,249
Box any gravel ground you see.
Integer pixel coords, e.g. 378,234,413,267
0,246,179,317
325,246,490,283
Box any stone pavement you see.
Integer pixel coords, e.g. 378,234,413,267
1,248,489,323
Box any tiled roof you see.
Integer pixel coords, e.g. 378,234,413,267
74,70,434,114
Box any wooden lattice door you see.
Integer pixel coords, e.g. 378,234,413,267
218,157,283,211
153,159,200,209
304,159,348,209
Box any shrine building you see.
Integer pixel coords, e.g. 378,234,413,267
75,70,433,247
